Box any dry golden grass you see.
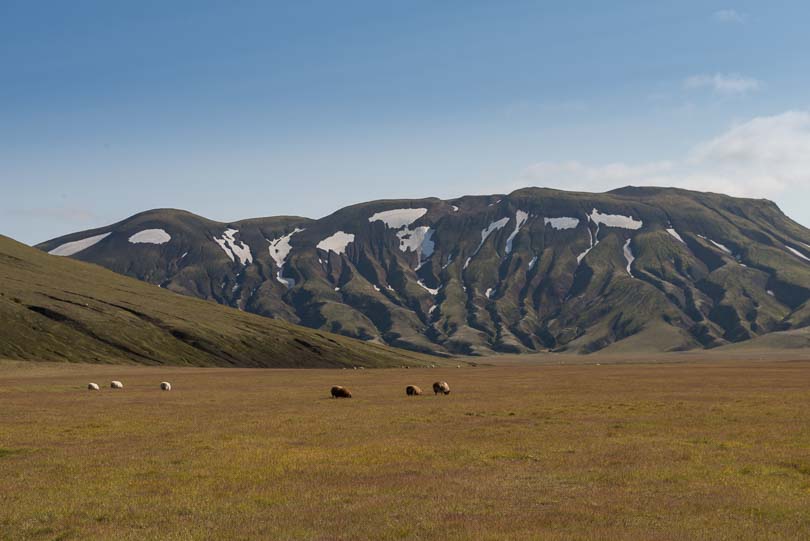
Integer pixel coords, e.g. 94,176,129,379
2,359,810,540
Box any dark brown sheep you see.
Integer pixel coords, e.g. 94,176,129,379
433,381,450,395
330,386,352,398
405,385,423,396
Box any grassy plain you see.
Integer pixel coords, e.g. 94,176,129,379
2,358,810,540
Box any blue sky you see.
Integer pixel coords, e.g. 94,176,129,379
2,1,810,244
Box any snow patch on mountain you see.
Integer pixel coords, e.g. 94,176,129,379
698,235,732,255
317,231,355,254
544,217,579,230
214,229,253,265
462,217,510,268
485,288,495,299
268,228,304,287
477,218,509,252
589,209,643,230
214,239,234,262
367,208,434,268
268,228,303,268
710,240,732,255
397,226,434,268
576,246,594,265
623,239,636,277
528,256,538,270
786,245,810,262
666,228,685,244
417,280,439,296
577,225,600,264
578,210,641,265
48,233,111,257
505,211,529,254
128,229,171,245
368,208,427,229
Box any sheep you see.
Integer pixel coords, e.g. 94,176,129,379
160,382,172,391
110,381,124,389
432,381,450,395
330,386,352,398
406,385,423,396
87,383,100,391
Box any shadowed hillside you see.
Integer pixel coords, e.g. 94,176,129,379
0,235,429,367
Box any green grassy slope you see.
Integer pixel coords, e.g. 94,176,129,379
0,235,430,367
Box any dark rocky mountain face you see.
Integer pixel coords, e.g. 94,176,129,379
37,187,810,355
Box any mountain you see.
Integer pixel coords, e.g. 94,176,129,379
36,187,810,355
0,235,430,367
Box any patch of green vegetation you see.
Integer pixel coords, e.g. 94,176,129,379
0,447,28,458
0,235,432,368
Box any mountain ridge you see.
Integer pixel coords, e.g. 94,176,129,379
36,186,810,356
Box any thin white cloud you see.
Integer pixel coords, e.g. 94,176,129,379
520,111,810,200
713,9,746,24
684,73,761,95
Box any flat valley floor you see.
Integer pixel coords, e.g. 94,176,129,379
2,357,810,540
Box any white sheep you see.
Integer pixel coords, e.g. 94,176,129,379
160,382,172,391
87,383,100,391
110,380,123,389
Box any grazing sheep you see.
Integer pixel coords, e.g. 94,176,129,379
433,381,450,395
160,382,172,391
87,383,100,391
330,386,352,398
406,385,423,396
110,380,124,389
